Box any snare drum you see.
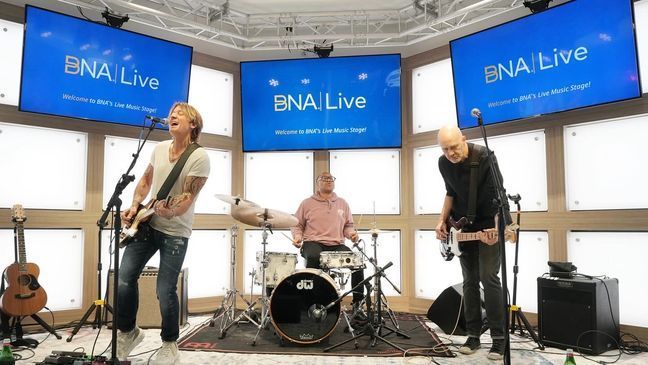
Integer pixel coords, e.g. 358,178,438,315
254,251,297,287
269,269,340,344
319,251,364,270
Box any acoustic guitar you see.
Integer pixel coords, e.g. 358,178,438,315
0,204,47,317
439,216,518,261
119,194,188,248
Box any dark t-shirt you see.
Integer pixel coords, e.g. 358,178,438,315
438,142,510,233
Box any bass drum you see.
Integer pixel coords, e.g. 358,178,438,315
269,269,340,344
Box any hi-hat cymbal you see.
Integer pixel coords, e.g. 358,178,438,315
366,228,390,235
216,194,258,208
231,206,298,229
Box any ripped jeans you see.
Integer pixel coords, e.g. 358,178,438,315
117,227,188,341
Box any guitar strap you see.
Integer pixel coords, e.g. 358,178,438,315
466,143,484,225
155,142,201,200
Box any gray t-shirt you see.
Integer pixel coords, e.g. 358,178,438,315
148,140,210,238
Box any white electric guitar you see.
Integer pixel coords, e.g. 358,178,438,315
439,217,518,261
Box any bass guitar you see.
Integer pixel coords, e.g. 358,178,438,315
0,204,47,317
439,216,518,261
119,194,188,247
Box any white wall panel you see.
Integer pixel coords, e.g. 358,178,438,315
565,115,648,210
0,229,84,311
195,148,232,215
245,152,313,214
330,150,400,214
413,145,446,214
0,19,22,106
188,65,233,137
568,231,648,327
411,59,457,134
504,231,549,314
0,123,87,210
414,230,463,299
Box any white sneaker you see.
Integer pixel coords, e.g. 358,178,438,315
151,341,180,365
116,326,144,361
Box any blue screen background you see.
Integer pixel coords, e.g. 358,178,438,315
450,0,641,128
19,6,192,127
241,54,401,151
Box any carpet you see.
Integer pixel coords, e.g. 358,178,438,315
178,312,453,358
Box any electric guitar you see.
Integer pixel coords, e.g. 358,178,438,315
439,217,518,261
119,194,188,247
0,204,48,317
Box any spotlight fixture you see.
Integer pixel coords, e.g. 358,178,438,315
313,44,333,58
102,8,129,28
523,0,553,13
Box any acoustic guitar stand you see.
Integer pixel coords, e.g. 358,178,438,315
1,311,61,347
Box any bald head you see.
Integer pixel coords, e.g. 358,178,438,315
438,125,469,164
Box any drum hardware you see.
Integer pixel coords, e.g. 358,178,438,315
321,261,405,352
209,225,259,337
213,195,299,344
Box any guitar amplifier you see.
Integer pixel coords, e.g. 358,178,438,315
107,267,188,328
538,276,619,355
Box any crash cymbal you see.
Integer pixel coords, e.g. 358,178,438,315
231,206,298,229
215,194,258,208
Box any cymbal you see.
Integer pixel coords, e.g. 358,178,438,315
215,194,258,208
366,228,390,235
231,206,298,229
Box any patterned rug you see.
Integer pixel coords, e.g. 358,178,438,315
179,312,454,358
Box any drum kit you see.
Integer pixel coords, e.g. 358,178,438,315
210,194,407,350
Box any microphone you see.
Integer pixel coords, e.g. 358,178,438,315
471,108,483,126
145,115,169,126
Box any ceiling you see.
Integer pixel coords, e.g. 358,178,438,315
1,0,559,61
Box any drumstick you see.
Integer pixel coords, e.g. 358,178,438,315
281,232,294,242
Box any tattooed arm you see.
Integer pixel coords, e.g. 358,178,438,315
154,175,208,219
121,164,154,224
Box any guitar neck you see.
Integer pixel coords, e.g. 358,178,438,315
15,221,27,265
456,231,490,242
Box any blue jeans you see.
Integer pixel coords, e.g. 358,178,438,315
459,241,505,340
117,227,188,341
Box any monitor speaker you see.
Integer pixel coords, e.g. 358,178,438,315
538,276,619,355
426,283,486,335
107,267,188,328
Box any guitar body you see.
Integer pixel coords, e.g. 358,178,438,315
119,200,156,248
0,262,47,317
439,217,468,262
0,204,48,317
119,194,188,247
438,216,518,261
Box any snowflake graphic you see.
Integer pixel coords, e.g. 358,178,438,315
358,73,368,80
301,78,310,85
269,79,279,87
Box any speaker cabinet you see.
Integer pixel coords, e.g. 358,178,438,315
426,283,485,335
107,267,188,329
538,276,619,355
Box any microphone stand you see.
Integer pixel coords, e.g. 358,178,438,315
96,120,161,364
475,112,513,365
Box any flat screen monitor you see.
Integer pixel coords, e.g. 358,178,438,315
19,6,193,127
450,0,642,128
240,54,401,151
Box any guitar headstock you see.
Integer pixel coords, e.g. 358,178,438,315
11,204,26,223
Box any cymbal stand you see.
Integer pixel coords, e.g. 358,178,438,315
366,232,409,343
210,225,257,337
251,215,273,346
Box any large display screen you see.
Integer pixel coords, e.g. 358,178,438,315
450,0,641,128
19,6,192,127
240,54,401,151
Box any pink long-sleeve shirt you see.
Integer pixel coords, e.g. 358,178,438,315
291,192,355,246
